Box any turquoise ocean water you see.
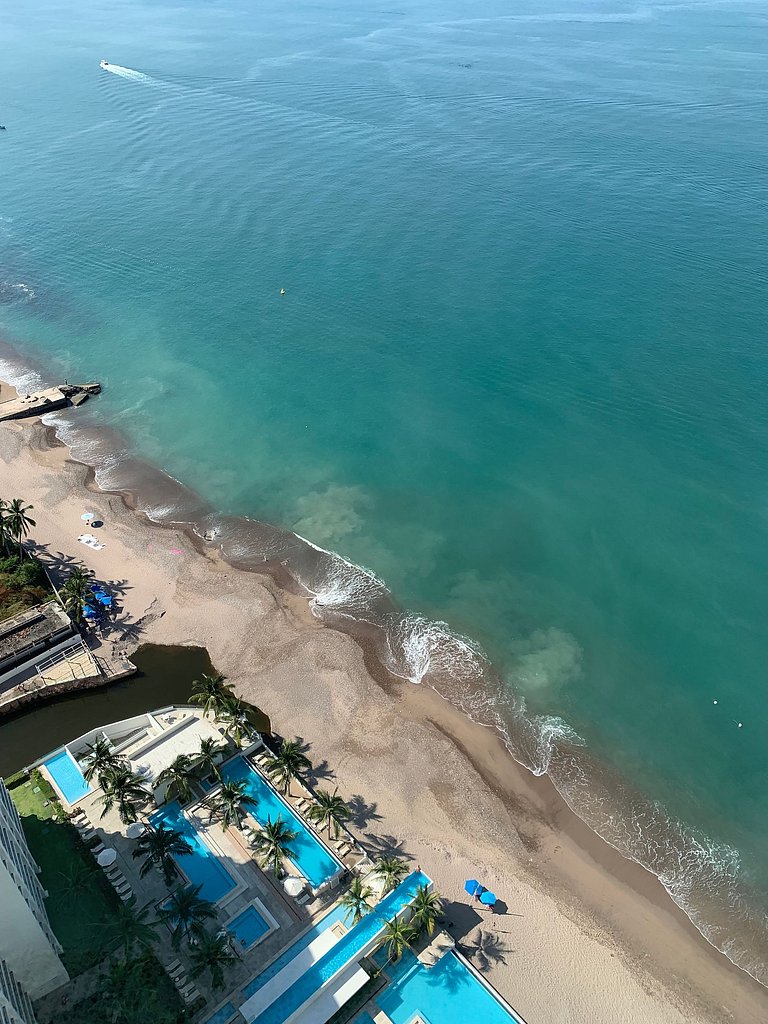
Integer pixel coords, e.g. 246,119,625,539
1,0,768,981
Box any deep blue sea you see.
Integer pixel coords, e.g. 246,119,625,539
1,0,768,982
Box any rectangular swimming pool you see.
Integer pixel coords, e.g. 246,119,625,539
43,749,91,804
242,871,430,1024
222,756,341,889
228,904,270,950
376,949,526,1024
150,801,237,904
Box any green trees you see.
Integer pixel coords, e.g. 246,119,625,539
98,766,151,825
109,900,159,956
263,739,311,796
218,695,258,746
381,917,417,962
410,883,443,937
159,884,216,950
1,498,35,559
250,817,298,877
373,856,408,895
188,931,236,991
189,673,233,719
131,824,191,886
306,788,351,839
82,736,125,783
339,876,374,924
61,565,95,625
204,780,257,831
196,736,225,782
156,754,196,804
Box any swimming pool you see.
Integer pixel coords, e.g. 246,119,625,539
150,801,237,903
376,949,526,1024
242,871,430,1024
228,904,270,950
241,901,352,1000
203,1002,236,1024
42,749,91,804
221,756,341,889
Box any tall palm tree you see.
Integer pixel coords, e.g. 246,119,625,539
131,824,191,886
60,566,94,626
98,765,150,825
373,855,408,895
4,498,35,559
159,884,216,950
204,780,257,831
250,817,298,877
410,884,443,937
218,695,257,746
381,917,417,963
339,876,374,925
0,500,10,555
196,736,225,782
188,930,236,991
263,739,312,796
157,753,196,804
58,860,93,906
306,788,351,839
81,736,125,783
110,900,159,956
189,673,233,719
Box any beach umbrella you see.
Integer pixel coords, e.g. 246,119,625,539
480,890,497,907
83,604,99,618
464,879,482,896
97,848,117,867
125,822,145,840
98,595,113,607
81,512,95,521
283,876,305,898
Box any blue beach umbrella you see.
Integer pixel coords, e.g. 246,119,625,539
464,880,482,896
480,890,497,907
83,604,99,618
99,595,113,607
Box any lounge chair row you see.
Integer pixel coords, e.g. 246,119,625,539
166,960,202,1005
104,865,134,902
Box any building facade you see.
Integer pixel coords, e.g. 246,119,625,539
0,781,67,1002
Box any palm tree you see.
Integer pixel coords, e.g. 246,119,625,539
4,498,35,559
60,565,94,626
306,788,350,839
263,739,312,796
157,753,196,804
98,765,150,825
204,780,257,831
196,736,225,782
0,500,10,555
339,876,373,925
410,884,443,937
218,695,257,746
132,824,191,886
189,673,233,719
159,884,216,950
188,930,236,991
250,817,298,877
373,855,408,895
381,917,417,963
81,736,125,783
58,860,92,905
110,900,159,956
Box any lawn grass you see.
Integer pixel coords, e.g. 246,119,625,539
8,770,122,975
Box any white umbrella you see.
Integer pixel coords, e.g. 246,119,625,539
283,876,305,898
81,512,95,521
126,822,145,840
97,848,117,867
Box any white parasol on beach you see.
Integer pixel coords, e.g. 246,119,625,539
81,512,95,522
283,876,305,898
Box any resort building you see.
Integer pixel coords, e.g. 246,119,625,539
0,959,38,1024
0,781,68,1003
31,707,527,1024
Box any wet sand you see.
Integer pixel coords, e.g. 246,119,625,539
1,399,767,1024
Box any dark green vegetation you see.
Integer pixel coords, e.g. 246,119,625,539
0,552,50,620
7,771,184,1022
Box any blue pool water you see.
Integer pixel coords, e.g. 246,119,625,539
203,1003,236,1024
150,801,237,904
241,902,352,1001
245,871,430,1024
377,950,523,1024
43,749,91,804
228,905,270,950
222,757,341,889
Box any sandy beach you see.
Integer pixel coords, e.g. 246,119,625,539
1,391,767,1024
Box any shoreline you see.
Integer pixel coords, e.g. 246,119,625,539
0,386,767,1021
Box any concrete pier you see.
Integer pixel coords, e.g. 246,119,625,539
0,383,100,422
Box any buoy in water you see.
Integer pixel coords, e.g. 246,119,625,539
280,288,286,296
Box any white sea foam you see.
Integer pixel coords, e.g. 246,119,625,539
101,63,152,83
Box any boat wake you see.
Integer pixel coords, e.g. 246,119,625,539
100,62,151,83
